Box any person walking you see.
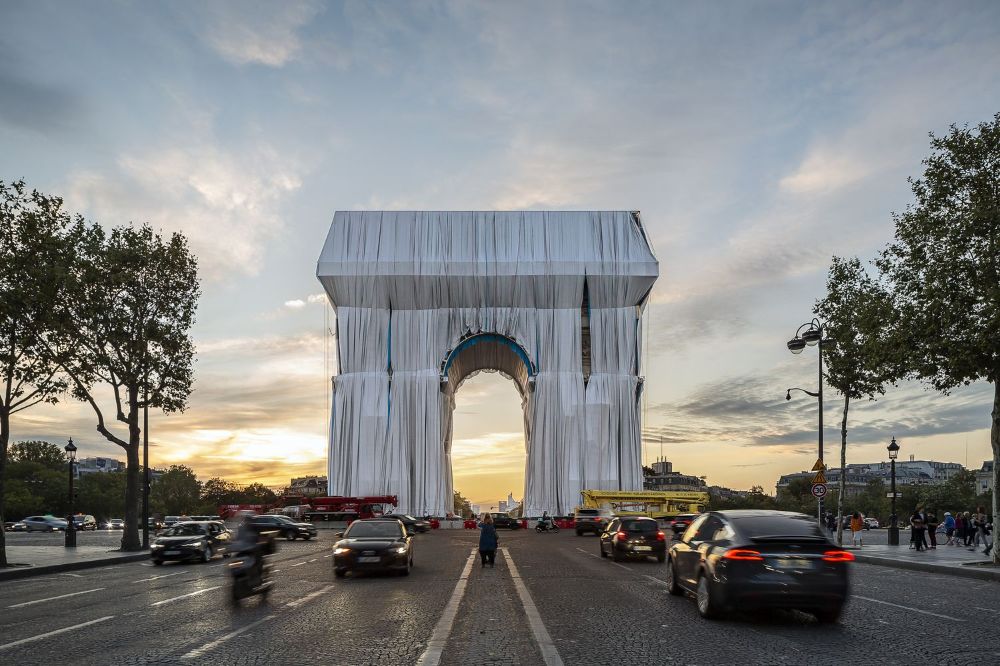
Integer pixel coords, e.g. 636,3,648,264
963,511,975,546
478,513,499,568
942,512,956,546
849,512,864,547
974,506,992,556
926,510,939,549
910,510,926,552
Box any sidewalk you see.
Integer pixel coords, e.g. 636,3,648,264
847,543,1000,582
0,545,149,582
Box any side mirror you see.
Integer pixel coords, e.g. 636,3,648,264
335,531,344,538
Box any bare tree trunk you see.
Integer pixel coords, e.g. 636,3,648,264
992,382,999,565
836,395,849,547
120,402,142,552
0,408,9,567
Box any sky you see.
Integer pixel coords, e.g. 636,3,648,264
3,1,999,507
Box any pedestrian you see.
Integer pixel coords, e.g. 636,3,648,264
825,512,836,537
478,512,498,568
974,506,992,556
910,510,926,552
942,512,956,546
963,511,975,546
955,512,966,546
926,509,938,549
850,512,864,547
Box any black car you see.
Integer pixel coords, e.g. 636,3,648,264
332,518,413,577
385,514,431,534
150,521,232,564
574,508,609,535
599,516,667,562
670,513,697,535
245,514,317,540
490,513,521,530
666,510,852,622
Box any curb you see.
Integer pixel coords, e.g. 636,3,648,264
0,552,150,582
853,553,1000,582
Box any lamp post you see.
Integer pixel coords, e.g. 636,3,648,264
887,437,900,546
64,438,77,548
786,318,830,527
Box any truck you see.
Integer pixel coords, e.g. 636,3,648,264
578,489,709,521
218,495,398,524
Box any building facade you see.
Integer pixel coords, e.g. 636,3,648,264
776,459,966,497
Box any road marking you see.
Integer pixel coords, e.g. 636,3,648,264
503,548,564,666
415,549,477,666
180,614,275,660
323,554,332,558
308,558,317,562
151,586,221,607
285,583,336,608
974,606,1000,614
7,588,106,608
290,561,306,567
57,573,84,577
272,569,281,573
0,616,114,651
853,595,961,621
133,571,188,583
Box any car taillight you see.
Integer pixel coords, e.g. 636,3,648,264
615,531,628,541
722,548,764,561
822,550,855,562
656,531,666,541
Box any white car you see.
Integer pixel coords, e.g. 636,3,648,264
863,517,880,529
23,516,69,532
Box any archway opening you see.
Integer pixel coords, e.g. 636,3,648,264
440,333,534,518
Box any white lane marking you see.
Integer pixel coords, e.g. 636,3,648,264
308,558,317,563
415,549,477,666
503,548,564,666
133,571,188,583
0,615,114,651
323,554,332,558
57,573,84,577
180,614,275,660
151,586,221,607
974,606,1000,614
644,575,668,587
7,588,106,609
285,584,336,608
290,561,306,567
853,595,961,621
272,569,281,573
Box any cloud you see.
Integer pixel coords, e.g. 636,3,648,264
0,46,85,133
197,0,322,67
66,143,301,279
284,299,306,309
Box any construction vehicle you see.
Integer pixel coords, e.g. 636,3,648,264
578,489,709,520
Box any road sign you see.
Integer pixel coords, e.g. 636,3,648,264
812,471,827,484
811,483,828,499
885,492,903,498
811,459,825,471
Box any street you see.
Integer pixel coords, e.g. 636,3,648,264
2,529,999,665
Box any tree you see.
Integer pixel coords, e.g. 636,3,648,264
201,477,241,508
454,490,472,517
814,256,899,545
240,483,277,505
878,113,1000,563
0,181,72,566
46,223,200,551
9,440,68,469
150,465,201,516
77,472,127,521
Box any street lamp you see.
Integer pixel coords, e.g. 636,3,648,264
887,437,900,546
64,438,77,548
785,318,831,527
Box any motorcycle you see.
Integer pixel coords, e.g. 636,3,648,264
535,520,559,533
228,535,276,604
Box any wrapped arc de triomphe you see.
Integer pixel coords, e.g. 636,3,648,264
316,211,658,517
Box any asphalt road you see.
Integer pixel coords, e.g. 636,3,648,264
2,529,999,665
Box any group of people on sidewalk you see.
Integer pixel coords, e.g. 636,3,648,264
908,506,993,554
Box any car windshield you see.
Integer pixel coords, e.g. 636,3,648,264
346,522,403,538
621,520,657,532
162,524,206,537
577,510,599,517
733,515,826,539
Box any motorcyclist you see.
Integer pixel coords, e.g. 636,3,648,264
538,511,552,530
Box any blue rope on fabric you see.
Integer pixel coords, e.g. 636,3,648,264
442,333,535,377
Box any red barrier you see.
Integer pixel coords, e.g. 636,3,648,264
520,519,528,529
464,519,477,529
430,518,441,529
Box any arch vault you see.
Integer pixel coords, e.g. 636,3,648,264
316,211,658,516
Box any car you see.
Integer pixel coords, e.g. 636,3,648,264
72,514,98,531
148,517,164,530
489,513,521,530
102,518,125,529
666,510,852,622
864,517,880,529
23,516,69,532
599,516,668,562
163,516,182,527
150,521,232,564
5,521,27,532
670,513,697,535
574,508,612,535
244,514,317,540
384,514,431,533
332,518,414,577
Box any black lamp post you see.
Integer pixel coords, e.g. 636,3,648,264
887,437,900,546
786,319,830,527
64,438,77,548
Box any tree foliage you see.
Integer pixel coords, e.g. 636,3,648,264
878,113,1000,562
150,465,202,515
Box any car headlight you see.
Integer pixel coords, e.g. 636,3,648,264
394,546,408,554
151,543,163,549
188,541,204,548
333,547,351,555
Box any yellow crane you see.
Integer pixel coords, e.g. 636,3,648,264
579,489,709,519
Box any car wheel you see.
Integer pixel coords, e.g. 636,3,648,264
666,560,682,596
612,547,624,562
285,530,296,541
152,559,163,566
599,543,608,558
201,545,212,563
334,569,346,578
401,559,411,576
303,534,312,541
814,606,843,624
696,573,720,619
657,552,666,564
576,530,583,536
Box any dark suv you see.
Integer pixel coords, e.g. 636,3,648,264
490,513,521,529
575,508,610,535
670,513,697,535
246,514,317,540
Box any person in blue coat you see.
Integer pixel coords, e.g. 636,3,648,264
478,513,498,568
